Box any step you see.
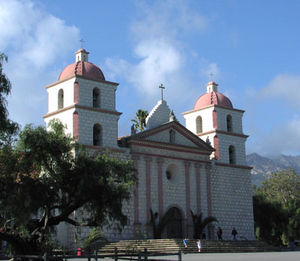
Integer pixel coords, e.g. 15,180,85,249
97,239,278,254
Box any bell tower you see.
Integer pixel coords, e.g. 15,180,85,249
183,81,248,165
43,49,121,149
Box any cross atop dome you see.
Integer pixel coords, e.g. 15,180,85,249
75,48,89,62
206,81,218,93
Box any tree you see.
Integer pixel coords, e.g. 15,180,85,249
253,169,300,245
0,120,135,254
253,194,288,246
0,53,19,145
258,169,300,207
131,109,148,132
190,210,217,239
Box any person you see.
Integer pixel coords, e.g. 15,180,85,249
183,238,188,248
232,227,238,240
197,239,202,252
217,227,222,240
290,236,295,251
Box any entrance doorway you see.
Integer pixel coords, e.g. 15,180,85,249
164,207,183,238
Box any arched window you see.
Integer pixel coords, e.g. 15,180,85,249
227,114,232,132
166,164,179,182
229,145,235,164
196,116,203,133
169,130,175,143
93,124,102,146
58,89,64,109
93,88,100,108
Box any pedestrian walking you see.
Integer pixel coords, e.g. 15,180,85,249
232,227,238,240
217,227,223,240
183,238,188,248
197,239,202,252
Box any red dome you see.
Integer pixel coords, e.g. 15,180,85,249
194,91,233,110
58,61,105,81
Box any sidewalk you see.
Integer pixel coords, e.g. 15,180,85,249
98,251,300,261
1,251,300,261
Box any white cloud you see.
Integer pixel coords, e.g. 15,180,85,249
105,0,216,109
200,62,220,82
131,0,207,41
0,0,79,68
252,116,300,157
129,39,182,96
261,73,300,107
0,0,80,127
243,73,300,156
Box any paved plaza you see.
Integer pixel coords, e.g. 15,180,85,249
97,251,300,261
180,251,300,261
2,251,300,261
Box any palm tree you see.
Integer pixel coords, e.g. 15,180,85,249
131,109,149,132
190,210,217,239
150,208,178,239
150,208,160,239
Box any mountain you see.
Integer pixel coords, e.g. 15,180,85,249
246,153,300,186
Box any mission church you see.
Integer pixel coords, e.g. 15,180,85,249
43,48,254,247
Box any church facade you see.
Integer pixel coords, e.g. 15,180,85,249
43,49,254,247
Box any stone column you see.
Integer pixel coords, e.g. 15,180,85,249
184,161,191,219
205,163,214,239
194,163,202,214
212,109,218,129
133,155,142,238
144,156,152,222
213,135,220,159
184,161,191,238
205,163,212,216
132,155,140,224
157,158,164,217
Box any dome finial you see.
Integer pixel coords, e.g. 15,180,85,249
206,81,218,93
75,48,89,62
58,49,105,81
193,81,233,110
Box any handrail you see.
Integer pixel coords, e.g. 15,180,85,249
13,248,182,261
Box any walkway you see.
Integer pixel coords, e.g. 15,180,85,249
99,251,299,261
149,251,300,261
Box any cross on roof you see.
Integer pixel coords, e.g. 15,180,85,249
159,84,165,100
209,72,214,81
79,38,85,48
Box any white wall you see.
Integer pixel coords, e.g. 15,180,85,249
47,78,75,113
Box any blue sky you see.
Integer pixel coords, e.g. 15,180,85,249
1,0,300,157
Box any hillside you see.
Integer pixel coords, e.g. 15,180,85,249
246,153,300,186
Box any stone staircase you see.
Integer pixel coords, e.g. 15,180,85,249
98,239,278,254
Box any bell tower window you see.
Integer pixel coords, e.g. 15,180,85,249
229,145,235,164
93,124,102,146
58,89,64,109
196,116,203,133
227,114,232,132
93,88,100,108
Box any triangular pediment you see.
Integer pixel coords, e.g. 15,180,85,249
120,121,214,153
